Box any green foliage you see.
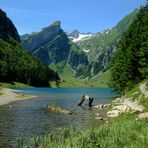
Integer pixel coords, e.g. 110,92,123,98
116,9,139,33
15,114,148,148
0,39,59,86
111,6,148,92
79,9,138,63
0,9,60,87
56,65,110,88
0,82,31,88
126,80,148,111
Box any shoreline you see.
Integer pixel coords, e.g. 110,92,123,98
94,82,148,119
0,87,36,106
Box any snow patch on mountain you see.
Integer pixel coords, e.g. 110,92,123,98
72,34,93,42
67,29,94,43
83,49,90,53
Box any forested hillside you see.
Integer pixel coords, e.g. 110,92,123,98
111,5,148,92
0,9,59,87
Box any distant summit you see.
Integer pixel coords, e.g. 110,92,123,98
68,29,80,38
67,29,93,42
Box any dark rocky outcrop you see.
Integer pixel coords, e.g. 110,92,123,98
68,51,88,70
0,9,20,42
68,29,80,39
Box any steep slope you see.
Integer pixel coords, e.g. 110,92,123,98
79,9,139,75
0,9,59,87
22,21,70,65
0,9,20,42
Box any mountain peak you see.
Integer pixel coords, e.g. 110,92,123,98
68,29,80,38
41,21,61,33
50,21,61,27
67,29,93,43
72,29,80,34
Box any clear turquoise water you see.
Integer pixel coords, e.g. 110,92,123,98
0,88,117,146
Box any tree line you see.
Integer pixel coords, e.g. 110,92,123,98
110,5,148,92
0,39,59,86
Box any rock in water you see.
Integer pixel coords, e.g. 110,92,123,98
47,105,72,114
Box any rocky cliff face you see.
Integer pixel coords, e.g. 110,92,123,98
0,9,20,42
22,21,71,65
22,21,62,52
68,50,88,71
22,22,89,76
34,29,71,65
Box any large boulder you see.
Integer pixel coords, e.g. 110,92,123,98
138,112,148,119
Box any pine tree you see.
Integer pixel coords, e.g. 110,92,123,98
110,5,148,92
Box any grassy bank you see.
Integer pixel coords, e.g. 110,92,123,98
126,80,148,111
16,114,148,148
50,65,111,88
0,82,32,88
14,81,148,147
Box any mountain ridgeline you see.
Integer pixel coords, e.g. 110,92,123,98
78,9,139,75
0,5,146,88
22,21,70,65
22,21,89,76
22,8,139,81
0,9,59,87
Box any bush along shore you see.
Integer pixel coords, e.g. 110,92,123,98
14,81,148,148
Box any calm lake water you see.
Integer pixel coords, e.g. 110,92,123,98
0,88,117,146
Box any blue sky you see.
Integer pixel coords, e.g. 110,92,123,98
0,0,146,35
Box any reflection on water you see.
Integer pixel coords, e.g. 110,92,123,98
0,88,117,146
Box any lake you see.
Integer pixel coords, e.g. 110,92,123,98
0,88,117,146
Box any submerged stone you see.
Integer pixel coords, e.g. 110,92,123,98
47,105,72,115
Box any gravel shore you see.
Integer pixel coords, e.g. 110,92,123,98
0,88,36,106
